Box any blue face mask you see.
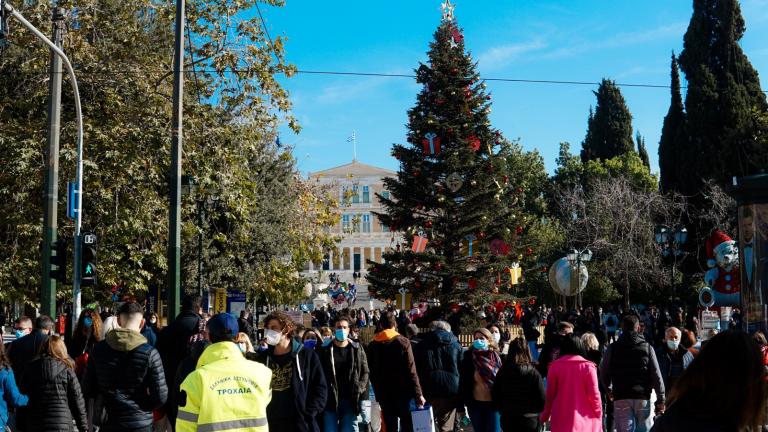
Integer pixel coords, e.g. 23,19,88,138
304,339,318,349
14,330,26,339
473,339,488,351
322,336,333,347
84,317,93,327
257,344,268,352
335,328,348,342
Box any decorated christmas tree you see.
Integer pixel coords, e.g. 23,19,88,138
367,1,533,307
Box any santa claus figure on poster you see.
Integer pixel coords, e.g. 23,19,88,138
700,230,741,307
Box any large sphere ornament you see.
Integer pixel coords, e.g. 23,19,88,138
548,257,588,297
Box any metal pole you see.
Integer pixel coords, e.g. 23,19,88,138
197,201,203,298
3,2,84,321
167,0,185,323
40,7,65,318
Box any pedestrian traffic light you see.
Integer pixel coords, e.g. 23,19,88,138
50,239,67,284
81,234,97,286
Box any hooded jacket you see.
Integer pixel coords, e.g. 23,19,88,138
250,338,328,432
600,331,665,401
413,329,462,398
20,355,88,432
176,342,272,432
367,329,423,402
319,340,369,414
83,328,168,431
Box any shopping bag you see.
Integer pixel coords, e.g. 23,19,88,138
410,404,435,432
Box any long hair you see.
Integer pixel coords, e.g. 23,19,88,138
39,335,75,370
0,337,11,370
559,334,587,358
668,330,766,429
507,337,532,365
75,308,103,343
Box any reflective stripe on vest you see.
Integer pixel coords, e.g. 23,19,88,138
177,410,199,423
197,417,268,431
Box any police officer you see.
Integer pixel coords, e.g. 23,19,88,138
176,313,272,432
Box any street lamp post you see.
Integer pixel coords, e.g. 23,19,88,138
566,248,592,309
398,287,408,311
654,225,687,302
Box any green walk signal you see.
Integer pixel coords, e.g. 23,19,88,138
81,233,98,287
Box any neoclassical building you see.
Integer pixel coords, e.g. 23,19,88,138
305,160,401,283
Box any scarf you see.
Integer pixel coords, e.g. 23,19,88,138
373,328,400,342
472,349,501,386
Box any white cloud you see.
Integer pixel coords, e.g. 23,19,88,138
477,38,548,70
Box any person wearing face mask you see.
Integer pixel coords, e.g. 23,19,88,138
459,328,502,432
319,327,334,348
66,309,104,378
251,310,328,432
302,329,322,351
488,325,505,359
654,327,693,394
319,316,370,432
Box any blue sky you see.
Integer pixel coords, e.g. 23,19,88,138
259,0,768,175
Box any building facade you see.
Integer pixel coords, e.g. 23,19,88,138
305,160,401,283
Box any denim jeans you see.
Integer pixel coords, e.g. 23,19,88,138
614,399,653,432
325,399,357,432
467,401,500,432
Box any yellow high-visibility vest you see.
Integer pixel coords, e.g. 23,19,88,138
177,342,272,432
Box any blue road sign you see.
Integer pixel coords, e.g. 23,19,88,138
67,182,79,220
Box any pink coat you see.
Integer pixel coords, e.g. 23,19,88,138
540,354,602,432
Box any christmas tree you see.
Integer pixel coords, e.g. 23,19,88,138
366,1,532,307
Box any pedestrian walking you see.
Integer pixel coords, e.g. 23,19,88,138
83,301,168,432
651,330,767,431
0,336,27,432
239,310,254,340
368,311,425,432
492,337,544,432
7,315,53,380
19,335,88,431
176,313,272,432
156,295,202,427
655,327,693,394
413,320,463,432
540,334,602,432
600,315,665,432
67,309,103,377
537,321,573,378
252,310,327,432
459,327,501,432
319,315,370,432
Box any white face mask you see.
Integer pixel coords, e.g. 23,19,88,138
492,332,501,344
265,329,283,346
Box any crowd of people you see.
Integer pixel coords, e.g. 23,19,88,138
0,296,766,432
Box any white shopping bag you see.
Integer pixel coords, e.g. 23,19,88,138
410,405,435,432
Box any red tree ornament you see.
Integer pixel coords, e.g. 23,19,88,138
425,220,433,228
451,27,464,43
526,247,534,256
468,135,481,151
468,279,478,290
516,226,524,235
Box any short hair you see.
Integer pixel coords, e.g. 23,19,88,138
35,315,54,331
430,320,451,333
118,302,144,317
181,295,202,313
379,311,397,330
557,321,574,334
264,310,296,335
318,326,333,337
581,332,599,351
666,327,682,338
335,316,353,326
15,316,32,328
622,315,640,332
560,334,587,358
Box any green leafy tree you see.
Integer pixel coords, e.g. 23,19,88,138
366,10,530,306
658,53,687,194
677,0,768,196
636,132,650,172
580,79,636,163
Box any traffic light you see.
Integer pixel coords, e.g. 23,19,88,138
50,239,67,284
81,234,97,286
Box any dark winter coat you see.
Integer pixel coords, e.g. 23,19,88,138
537,333,565,378
250,339,328,432
492,362,545,416
156,311,201,382
600,331,665,401
654,345,693,392
413,329,462,398
651,399,738,432
367,331,423,403
318,341,369,414
19,356,88,432
83,328,168,431
8,330,49,379
140,326,157,347
0,367,27,429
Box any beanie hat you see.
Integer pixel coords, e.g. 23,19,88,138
206,313,239,341
706,230,735,268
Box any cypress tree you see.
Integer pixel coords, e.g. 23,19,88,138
678,0,768,194
658,53,686,194
636,132,651,172
581,79,635,162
